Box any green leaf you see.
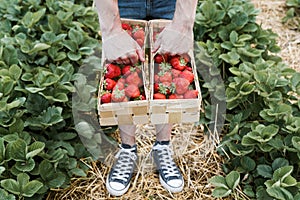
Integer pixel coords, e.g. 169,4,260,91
0,188,16,200
39,160,66,188
27,43,51,55
212,187,232,198
257,164,273,178
0,166,5,176
15,158,35,172
9,65,22,80
69,168,86,177
22,180,43,197
0,179,20,195
272,158,289,171
240,81,255,95
68,51,81,61
266,187,294,200
240,156,256,171
3,45,18,66
273,166,294,182
225,171,240,190
6,139,27,161
22,8,46,28
26,141,45,159
0,138,5,163
209,175,229,189
68,28,84,45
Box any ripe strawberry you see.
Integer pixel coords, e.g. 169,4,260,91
122,23,132,31
154,83,159,93
154,54,168,64
104,63,121,79
184,90,198,99
133,28,145,41
101,92,112,103
171,68,181,78
122,65,132,76
122,23,133,35
111,87,125,102
186,66,193,71
125,84,140,98
169,94,184,99
114,78,125,90
154,74,160,83
158,71,172,83
136,38,144,47
126,71,143,86
104,78,116,90
173,77,190,95
153,93,166,99
179,70,194,83
170,56,187,71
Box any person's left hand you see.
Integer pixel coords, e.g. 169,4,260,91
152,22,194,55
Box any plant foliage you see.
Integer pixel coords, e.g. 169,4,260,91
194,0,300,199
0,0,100,199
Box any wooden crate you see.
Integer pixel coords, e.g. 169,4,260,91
97,19,150,126
148,19,202,124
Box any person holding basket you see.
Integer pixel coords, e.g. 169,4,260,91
95,0,198,196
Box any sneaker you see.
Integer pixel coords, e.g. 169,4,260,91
106,144,138,196
151,141,184,193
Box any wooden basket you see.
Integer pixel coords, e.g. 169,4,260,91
97,19,150,126
148,19,202,124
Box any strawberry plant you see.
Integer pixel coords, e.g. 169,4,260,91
283,0,300,29
194,0,300,199
0,0,100,199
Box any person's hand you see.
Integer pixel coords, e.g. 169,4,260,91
152,22,194,55
102,30,145,65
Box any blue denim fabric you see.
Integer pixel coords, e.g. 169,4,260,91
118,0,176,20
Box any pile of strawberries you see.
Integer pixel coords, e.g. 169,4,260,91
121,23,145,47
101,23,146,104
100,63,146,103
153,53,198,99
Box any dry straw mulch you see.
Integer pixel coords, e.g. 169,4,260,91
47,124,228,200
48,1,299,199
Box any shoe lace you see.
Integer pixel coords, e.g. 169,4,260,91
154,145,180,178
111,148,137,182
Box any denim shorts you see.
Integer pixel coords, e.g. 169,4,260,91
118,0,176,20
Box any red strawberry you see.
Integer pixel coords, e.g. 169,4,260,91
122,23,133,35
158,71,172,83
104,63,121,79
136,38,144,47
173,77,190,95
154,83,159,93
104,78,116,90
186,66,193,71
133,28,145,41
184,90,198,99
171,68,181,78
125,84,140,98
122,65,132,76
114,78,125,90
170,56,187,71
126,71,143,86
169,94,184,99
154,54,168,64
168,94,177,99
154,74,160,83
111,87,125,102
101,93,112,103
179,70,194,83
153,93,166,99
122,23,132,31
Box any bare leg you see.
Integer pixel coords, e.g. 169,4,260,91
119,125,136,146
155,124,172,142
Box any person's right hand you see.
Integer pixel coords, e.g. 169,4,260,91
102,30,145,65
